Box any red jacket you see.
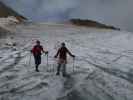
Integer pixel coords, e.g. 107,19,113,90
32,45,44,55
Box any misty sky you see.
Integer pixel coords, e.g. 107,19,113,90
1,0,133,31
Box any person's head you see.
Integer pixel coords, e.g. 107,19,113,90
36,40,40,45
61,42,65,47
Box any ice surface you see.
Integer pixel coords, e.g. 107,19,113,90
0,22,133,100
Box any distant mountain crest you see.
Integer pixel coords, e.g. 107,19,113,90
70,19,120,30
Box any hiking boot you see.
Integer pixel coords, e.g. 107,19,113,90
56,72,60,75
35,69,39,72
63,74,70,78
62,74,67,77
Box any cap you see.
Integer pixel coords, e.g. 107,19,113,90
61,42,65,46
36,40,40,44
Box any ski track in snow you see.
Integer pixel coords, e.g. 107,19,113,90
0,23,133,100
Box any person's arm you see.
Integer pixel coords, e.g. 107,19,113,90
41,46,48,54
54,49,60,58
66,48,75,58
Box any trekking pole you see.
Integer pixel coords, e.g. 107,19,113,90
29,53,32,66
73,57,75,72
46,53,49,71
47,53,49,66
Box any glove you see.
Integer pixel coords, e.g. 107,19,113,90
54,55,57,58
45,51,48,54
72,55,75,58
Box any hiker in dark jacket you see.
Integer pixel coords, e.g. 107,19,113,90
31,40,48,72
54,42,75,76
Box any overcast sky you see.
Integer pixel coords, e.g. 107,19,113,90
1,0,133,31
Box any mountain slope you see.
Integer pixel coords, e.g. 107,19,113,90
0,27,10,37
0,1,27,20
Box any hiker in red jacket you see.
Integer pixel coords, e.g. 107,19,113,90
31,40,48,72
54,42,75,76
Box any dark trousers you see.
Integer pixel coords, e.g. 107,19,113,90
57,64,66,75
34,55,41,70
